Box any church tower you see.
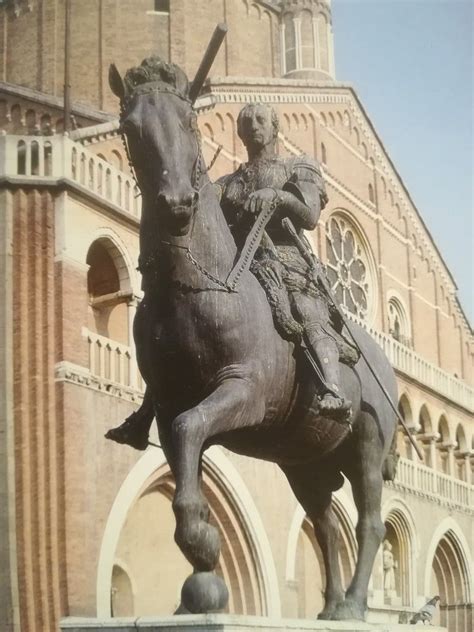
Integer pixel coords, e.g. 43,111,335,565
280,0,335,80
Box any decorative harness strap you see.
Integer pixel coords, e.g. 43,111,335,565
225,192,280,291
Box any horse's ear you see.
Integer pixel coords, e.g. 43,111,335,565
109,63,127,100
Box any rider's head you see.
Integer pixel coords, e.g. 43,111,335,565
237,103,279,153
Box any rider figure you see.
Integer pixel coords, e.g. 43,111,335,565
217,103,351,416
106,102,351,450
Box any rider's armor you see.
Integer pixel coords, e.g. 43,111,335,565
217,154,356,415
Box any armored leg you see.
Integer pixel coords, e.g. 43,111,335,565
251,239,303,344
292,293,351,416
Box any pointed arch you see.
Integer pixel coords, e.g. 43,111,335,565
382,498,419,606
96,446,281,618
424,519,473,629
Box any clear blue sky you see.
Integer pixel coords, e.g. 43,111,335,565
331,0,473,324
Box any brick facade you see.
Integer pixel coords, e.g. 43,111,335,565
0,2,472,631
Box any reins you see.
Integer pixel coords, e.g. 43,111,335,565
120,82,274,293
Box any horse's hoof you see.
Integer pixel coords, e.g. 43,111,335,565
331,599,366,621
317,604,339,620
181,572,229,614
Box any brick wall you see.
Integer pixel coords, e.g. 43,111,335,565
0,0,281,113
11,187,64,631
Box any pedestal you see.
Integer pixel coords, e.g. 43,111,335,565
60,614,448,632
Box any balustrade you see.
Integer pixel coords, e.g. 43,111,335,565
347,314,473,412
85,330,144,393
0,134,141,218
390,457,473,511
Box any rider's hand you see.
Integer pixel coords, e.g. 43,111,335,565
244,188,279,215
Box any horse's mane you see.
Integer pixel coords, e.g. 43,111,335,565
124,56,190,99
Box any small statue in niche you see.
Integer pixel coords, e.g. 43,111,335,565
383,539,398,596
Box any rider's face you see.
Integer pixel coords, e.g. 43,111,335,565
240,107,275,151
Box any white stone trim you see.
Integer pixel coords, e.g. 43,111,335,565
96,446,281,618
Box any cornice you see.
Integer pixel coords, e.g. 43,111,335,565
55,361,144,404
0,176,140,230
0,81,112,124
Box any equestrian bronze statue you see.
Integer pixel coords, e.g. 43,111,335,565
106,50,400,622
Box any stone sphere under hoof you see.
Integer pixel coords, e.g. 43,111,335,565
181,572,229,614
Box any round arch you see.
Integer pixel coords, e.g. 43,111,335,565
437,414,452,443
417,404,433,434
96,446,281,618
86,227,139,296
397,393,415,459
110,559,137,617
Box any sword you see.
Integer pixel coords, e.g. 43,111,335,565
282,217,424,461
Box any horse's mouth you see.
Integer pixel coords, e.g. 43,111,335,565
162,205,195,236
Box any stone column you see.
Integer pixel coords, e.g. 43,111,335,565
439,441,456,477
294,17,302,70
418,433,439,469
127,296,138,389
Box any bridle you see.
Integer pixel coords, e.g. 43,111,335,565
118,81,277,293
119,81,237,292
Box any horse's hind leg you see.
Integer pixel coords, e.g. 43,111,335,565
334,411,386,621
282,464,345,620
171,374,264,613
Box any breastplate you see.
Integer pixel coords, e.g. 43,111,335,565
223,158,290,218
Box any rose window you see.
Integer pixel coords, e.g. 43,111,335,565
325,215,371,319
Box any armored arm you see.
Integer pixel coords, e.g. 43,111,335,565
278,156,328,230
244,156,328,231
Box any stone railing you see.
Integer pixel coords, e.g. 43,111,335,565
0,134,141,219
347,315,473,412
85,330,144,393
388,457,473,512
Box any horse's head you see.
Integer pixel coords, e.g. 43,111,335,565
109,57,202,236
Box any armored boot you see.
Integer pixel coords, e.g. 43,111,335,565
105,388,154,450
306,325,352,419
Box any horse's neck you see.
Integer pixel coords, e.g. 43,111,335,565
140,177,237,281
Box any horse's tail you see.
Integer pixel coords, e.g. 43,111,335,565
382,423,400,482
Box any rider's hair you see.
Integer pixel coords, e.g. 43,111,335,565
237,103,279,142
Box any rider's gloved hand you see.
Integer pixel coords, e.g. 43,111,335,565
244,188,280,215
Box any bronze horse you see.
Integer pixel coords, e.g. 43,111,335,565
108,57,398,621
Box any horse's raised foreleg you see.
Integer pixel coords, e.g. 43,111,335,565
283,465,345,619
171,371,264,613
334,411,386,621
